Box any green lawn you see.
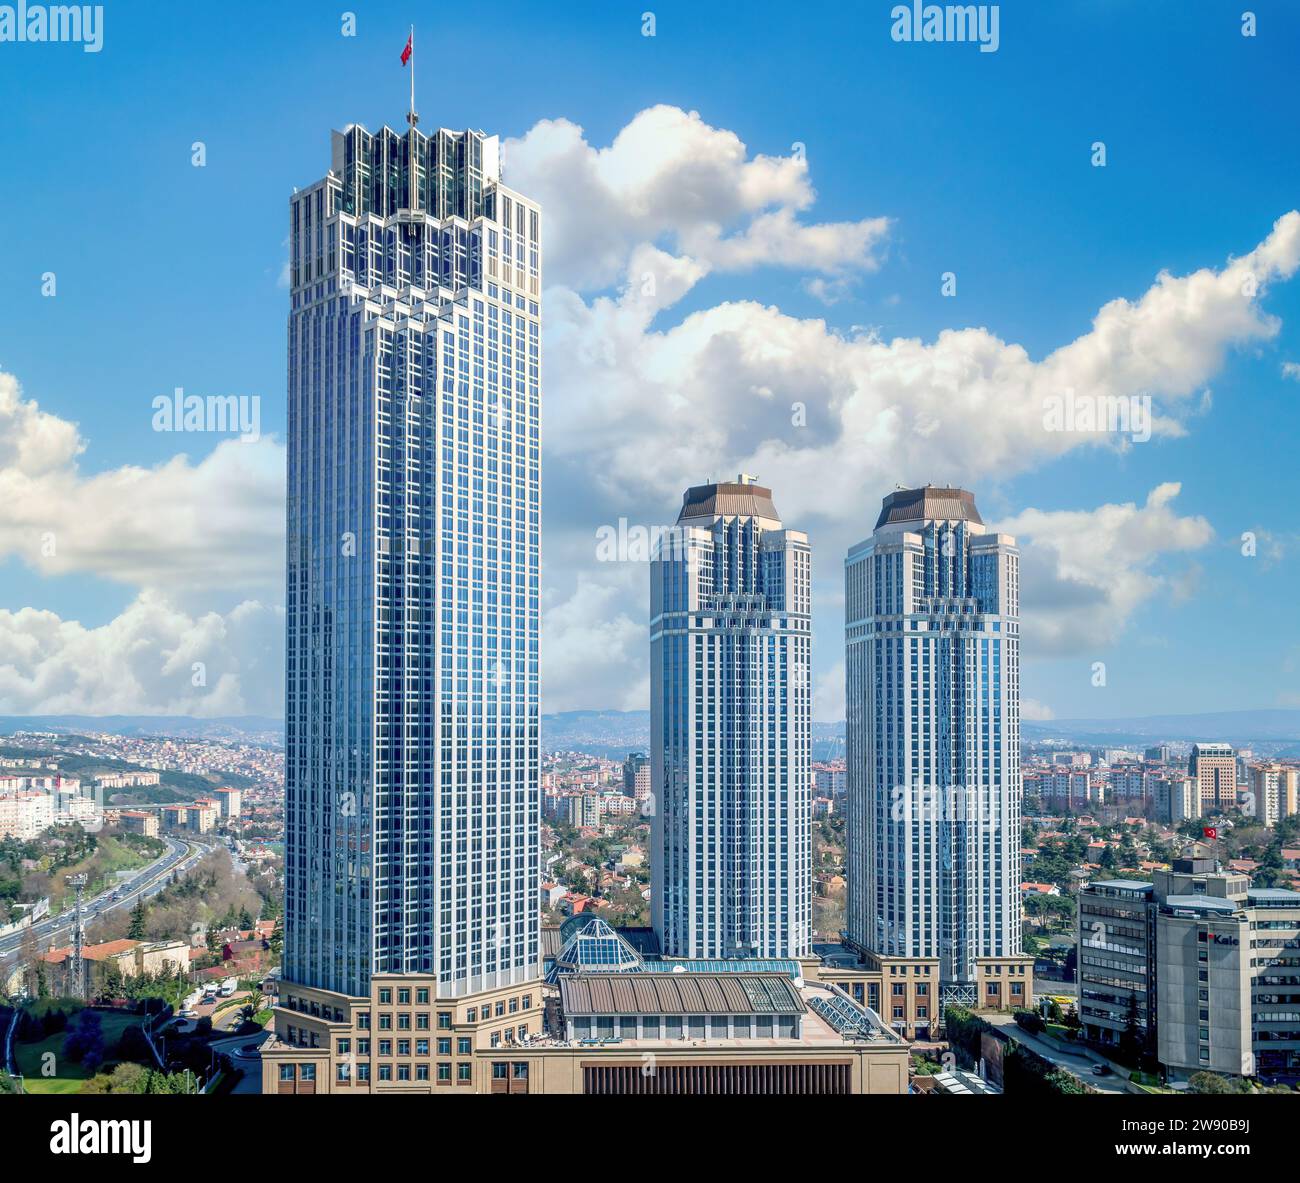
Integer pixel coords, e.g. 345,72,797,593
13,1008,145,1095
47,836,156,910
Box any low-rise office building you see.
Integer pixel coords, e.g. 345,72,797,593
1075,857,1300,1080
1077,879,1154,1049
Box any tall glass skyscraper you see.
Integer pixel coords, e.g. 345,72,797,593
650,477,812,959
844,487,1022,1001
285,120,541,1002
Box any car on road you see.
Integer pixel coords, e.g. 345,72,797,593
234,1044,261,1060
1090,1064,1112,1076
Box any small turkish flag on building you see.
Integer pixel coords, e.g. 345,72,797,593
401,34,412,66
1203,826,1218,840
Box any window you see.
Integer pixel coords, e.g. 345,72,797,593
357,1064,370,1082
300,1064,316,1081
416,1039,429,1056
357,1039,370,1055
458,1063,472,1083
397,1064,411,1081
378,1065,392,1081
513,1062,528,1079
379,1014,392,1030
337,1063,351,1081
438,1038,451,1055
466,1007,477,1022
416,1013,430,1030
438,1012,452,1030
398,1040,411,1056
416,1064,429,1081
357,1012,370,1029
279,1065,295,1082
438,1063,452,1082
458,1037,472,1055
378,988,392,1004
337,1038,350,1055
398,989,410,1005
379,1040,392,1056
398,1013,411,1030
417,988,430,1005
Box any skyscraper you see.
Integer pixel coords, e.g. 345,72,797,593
283,118,541,1012
844,487,1027,1014
650,476,812,959
1189,742,1237,813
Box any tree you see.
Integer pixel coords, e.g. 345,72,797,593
1188,1071,1232,1095
63,1008,105,1071
127,897,148,940
99,959,124,1000
1014,1009,1045,1036
82,1062,149,1094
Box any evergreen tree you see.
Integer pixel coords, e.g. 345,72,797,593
127,897,148,940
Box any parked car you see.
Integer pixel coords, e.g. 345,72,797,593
1091,1064,1111,1076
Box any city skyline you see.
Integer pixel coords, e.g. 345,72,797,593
0,3,1298,730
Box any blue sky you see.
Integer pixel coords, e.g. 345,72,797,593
0,0,1297,720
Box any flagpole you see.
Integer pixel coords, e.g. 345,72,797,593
408,24,416,126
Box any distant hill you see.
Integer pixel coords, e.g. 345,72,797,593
3,707,1293,757
541,710,650,757
540,711,847,758
1023,709,1300,747
0,715,285,743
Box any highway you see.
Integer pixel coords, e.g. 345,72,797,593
0,833,209,960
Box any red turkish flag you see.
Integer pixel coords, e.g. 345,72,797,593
401,34,412,66
1203,826,1218,840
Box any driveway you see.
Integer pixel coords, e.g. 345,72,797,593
985,1013,1133,1095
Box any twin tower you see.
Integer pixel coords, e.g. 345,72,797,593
649,478,1023,993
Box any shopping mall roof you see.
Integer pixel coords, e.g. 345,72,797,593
559,972,805,1018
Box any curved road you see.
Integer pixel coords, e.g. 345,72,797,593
0,834,210,960
985,1013,1133,1095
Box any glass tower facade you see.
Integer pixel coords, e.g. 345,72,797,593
650,477,812,959
844,487,1022,987
285,121,541,1000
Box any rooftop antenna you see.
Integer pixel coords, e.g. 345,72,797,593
67,873,88,1001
